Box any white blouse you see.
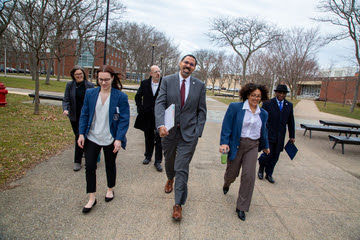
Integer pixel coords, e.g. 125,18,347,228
240,100,262,140
87,93,114,146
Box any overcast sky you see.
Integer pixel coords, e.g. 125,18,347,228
121,0,356,69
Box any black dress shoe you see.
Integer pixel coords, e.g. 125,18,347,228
258,166,264,180
143,158,151,165
154,163,163,172
82,199,97,213
105,191,114,202
236,209,246,221
223,186,229,195
265,175,275,183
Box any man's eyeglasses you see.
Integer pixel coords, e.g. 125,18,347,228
99,78,111,83
183,61,195,67
250,94,261,99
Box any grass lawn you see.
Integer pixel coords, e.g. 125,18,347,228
1,76,68,93
0,94,74,189
0,76,136,100
315,101,360,120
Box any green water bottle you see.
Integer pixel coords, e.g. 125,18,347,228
221,150,228,164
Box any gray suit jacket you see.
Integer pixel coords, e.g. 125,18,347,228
155,73,207,142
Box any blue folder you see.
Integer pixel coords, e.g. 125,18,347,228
284,140,298,160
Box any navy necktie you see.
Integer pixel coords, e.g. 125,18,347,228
279,101,282,111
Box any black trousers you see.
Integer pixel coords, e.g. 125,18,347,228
70,120,84,164
84,139,118,193
258,142,281,176
144,128,162,163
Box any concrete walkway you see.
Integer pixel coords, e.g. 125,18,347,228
0,93,360,239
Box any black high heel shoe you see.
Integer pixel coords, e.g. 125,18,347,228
105,191,114,202
82,199,97,213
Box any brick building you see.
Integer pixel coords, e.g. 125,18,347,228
298,72,360,105
54,39,126,79
318,72,360,105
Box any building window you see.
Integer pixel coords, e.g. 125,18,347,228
111,59,113,66
107,58,109,65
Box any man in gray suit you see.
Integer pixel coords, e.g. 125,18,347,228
155,54,207,221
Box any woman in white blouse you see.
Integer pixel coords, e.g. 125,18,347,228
219,83,270,221
78,65,130,213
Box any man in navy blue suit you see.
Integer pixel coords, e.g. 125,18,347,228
258,84,295,183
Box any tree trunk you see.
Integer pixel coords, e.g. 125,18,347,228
350,68,360,112
45,54,53,84
34,52,40,115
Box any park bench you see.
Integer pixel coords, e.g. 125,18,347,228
328,135,360,154
300,124,360,138
319,120,360,129
28,93,63,103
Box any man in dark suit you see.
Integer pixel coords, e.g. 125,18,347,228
155,54,207,221
258,84,295,183
134,65,163,172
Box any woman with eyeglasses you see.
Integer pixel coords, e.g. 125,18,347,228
219,83,270,221
77,65,130,213
63,66,94,171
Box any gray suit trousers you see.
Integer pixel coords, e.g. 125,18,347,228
162,128,198,206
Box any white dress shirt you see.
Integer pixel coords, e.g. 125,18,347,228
240,100,262,140
151,80,159,96
179,72,190,103
87,93,114,146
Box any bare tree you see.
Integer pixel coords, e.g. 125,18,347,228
208,16,280,86
319,64,334,107
267,28,321,99
193,49,217,85
0,0,17,38
11,0,55,114
315,0,360,112
73,0,125,66
109,21,180,81
44,0,83,84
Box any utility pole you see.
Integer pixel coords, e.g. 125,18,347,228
103,0,110,65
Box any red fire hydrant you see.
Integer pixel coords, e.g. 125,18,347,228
0,82,8,107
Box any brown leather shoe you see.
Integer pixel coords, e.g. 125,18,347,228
164,179,174,193
172,205,182,221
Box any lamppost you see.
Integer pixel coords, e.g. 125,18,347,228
103,0,110,65
151,44,156,66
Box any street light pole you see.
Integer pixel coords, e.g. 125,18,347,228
151,45,155,66
103,0,110,65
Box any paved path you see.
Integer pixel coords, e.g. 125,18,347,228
1,93,360,239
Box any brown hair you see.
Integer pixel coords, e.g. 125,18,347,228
70,66,87,82
96,65,122,90
240,83,269,102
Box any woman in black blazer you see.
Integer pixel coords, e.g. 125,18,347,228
62,66,94,171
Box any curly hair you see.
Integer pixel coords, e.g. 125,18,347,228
70,66,87,82
96,65,123,91
240,83,269,102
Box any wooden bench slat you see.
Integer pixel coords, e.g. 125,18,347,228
328,135,360,154
320,120,360,129
28,93,63,101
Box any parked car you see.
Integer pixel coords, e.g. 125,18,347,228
206,85,213,90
